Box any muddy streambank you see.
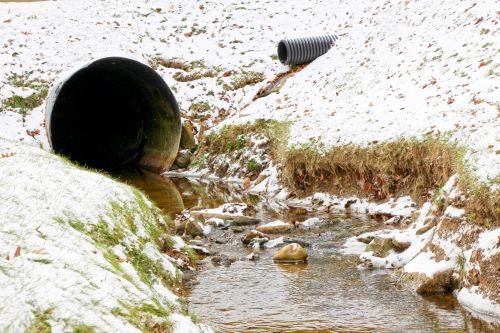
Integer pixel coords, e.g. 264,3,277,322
121,170,497,333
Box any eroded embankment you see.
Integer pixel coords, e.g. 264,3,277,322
0,138,210,333
191,119,499,323
196,120,498,226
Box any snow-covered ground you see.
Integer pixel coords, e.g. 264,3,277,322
223,0,499,188
0,0,498,328
0,137,211,332
0,0,336,147
0,0,497,184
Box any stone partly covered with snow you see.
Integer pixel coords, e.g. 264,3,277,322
191,203,257,223
353,176,500,324
0,138,212,333
256,220,292,234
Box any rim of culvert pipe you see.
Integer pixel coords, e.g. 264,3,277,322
277,39,289,65
45,56,181,173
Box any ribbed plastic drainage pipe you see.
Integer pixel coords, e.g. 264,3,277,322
45,57,181,172
277,35,338,65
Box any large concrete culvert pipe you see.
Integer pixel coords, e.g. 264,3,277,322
46,57,181,172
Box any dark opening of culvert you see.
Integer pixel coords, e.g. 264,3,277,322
277,41,288,65
46,57,181,172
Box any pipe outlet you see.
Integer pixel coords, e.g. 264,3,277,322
45,57,181,172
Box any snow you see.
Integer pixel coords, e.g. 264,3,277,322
221,0,499,188
0,0,342,149
340,237,368,256
260,220,288,228
404,251,455,277
0,138,207,331
263,236,285,249
301,217,322,228
457,287,500,325
170,313,214,333
190,203,255,221
444,205,466,218
475,228,500,258
354,178,499,320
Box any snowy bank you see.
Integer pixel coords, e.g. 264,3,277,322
353,176,500,324
0,138,211,332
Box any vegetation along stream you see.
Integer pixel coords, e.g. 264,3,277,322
120,170,494,333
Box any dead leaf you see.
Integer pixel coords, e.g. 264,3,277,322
13,246,21,258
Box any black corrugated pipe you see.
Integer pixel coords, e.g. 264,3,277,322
45,57,181,172
277,35,338,65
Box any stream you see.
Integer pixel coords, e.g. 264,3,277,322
121,170,493,333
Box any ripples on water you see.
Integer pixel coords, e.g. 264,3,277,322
121,170,498,333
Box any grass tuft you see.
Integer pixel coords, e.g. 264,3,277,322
112,300,172,333
25,309,53,333
1,73,49,116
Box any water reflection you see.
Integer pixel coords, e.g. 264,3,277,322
276,262,309,274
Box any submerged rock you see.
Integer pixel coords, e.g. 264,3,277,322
231,226,245,233
365,237,393,258
273,243,308,262
256,220,292,234
211,254,238,267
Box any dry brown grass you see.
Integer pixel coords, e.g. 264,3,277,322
173,70,218,82
202,120,499,226
459,181,500,227
279,137,456,202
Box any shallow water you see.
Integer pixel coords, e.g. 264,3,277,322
122,170,497,333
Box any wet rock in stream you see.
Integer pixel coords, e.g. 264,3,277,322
176,220,204,238
231,226,245,233
273,243,308,262
230,218,261,226
174,149,193,169
283,237,310,248
211,254,238,267
365,237,394,258
244,252,259,261
248,237,269,248
241,230,268,245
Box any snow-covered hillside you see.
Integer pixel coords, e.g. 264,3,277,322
226,0,499,187
1,0,497,185
0,138,211,332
